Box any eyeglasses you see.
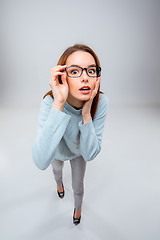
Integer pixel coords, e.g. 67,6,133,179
65,65,101,78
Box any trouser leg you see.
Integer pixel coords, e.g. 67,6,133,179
70,156,86,210
51,159,64,186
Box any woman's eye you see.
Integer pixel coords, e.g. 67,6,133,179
71,69,79,75
88,69,96,74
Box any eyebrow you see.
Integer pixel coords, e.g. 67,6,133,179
69,64,96,68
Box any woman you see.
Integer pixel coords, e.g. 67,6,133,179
32,44,108,226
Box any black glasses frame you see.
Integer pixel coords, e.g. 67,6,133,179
65,65,101,78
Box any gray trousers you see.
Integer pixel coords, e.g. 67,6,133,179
51,156,86,210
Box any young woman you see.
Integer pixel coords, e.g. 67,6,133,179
32,44,108,226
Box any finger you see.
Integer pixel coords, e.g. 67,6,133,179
96,81,99,91
91,89,96,99
97,76,101,82
61,71,67,86
97,80,100,89
51,65,67,72
50,65,67,75
51,72,64,78
96,77,101,86
89,89,95,101
91,81,99,99
51,64,67,69
92,80,99,94
50,72,64,86
56,65,67,70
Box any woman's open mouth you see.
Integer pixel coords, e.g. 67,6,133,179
79,86,91,94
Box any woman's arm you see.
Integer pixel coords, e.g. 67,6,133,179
32,65,70,170
32,96,71,170
78,94,109,161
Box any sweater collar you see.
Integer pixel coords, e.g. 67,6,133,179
64,100,82,115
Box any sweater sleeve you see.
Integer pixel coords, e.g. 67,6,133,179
78,94,109,161
32,96,71,170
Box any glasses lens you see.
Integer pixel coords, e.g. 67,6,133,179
66,66,82,78
87,66,98,77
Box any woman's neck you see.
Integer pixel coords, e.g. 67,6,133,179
67,96,83,109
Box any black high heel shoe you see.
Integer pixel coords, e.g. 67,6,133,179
73,208,81,225
57,183,65,198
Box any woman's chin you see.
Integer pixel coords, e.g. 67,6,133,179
78,94,91,101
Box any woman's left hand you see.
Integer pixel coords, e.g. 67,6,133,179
82,78,100,124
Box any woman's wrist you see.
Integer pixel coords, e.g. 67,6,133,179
52,101,65,112
82,114,91,124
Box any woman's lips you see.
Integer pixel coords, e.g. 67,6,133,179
79,89,91,94
79,86,91,94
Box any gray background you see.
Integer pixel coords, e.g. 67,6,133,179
0,1,160,240
1,0,160,107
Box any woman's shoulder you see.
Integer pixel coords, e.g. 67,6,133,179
41,94,54,107
38,95,54,115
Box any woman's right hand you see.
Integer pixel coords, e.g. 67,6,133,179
49,65,69,106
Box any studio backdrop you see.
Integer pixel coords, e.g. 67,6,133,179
0,0,160,107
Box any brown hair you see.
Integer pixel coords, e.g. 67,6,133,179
43,44,103,119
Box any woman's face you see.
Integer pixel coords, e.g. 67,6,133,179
65,51,99,109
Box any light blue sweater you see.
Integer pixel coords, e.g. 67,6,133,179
32,93,108,170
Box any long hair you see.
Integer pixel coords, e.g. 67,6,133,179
43,44,103,119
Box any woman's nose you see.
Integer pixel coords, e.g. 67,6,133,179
80,70,88,82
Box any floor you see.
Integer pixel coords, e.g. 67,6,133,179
0,104,160,240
